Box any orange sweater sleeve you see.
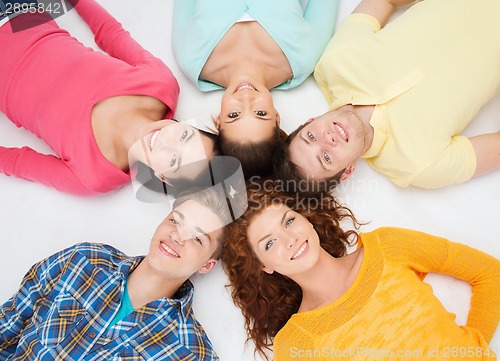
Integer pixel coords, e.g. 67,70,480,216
376,227,500,342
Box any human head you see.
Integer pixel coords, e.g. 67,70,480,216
216,82,284,177
130,120,221,186
145,186,235,284
172,186,235,260
222,179,359,359
275,109,370,195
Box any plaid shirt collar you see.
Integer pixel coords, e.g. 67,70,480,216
117,255,195,320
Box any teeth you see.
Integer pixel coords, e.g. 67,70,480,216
161,242,180,257
335,124,347,141
291,242,307,260
236,84,256,91
150,130,160,151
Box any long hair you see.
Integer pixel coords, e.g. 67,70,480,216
273,124,344,197
222,179,360,359
220,126,287,178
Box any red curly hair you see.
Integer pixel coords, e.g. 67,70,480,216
222,179,361,359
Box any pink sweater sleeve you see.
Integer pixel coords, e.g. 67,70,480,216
0,146,99,196
70,0,163,67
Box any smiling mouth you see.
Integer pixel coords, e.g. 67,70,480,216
160,241,180,257
333,123,349,142
149,130,161,151
234,82,257,93
291,241,308,260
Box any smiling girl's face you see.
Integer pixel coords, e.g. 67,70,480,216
133,120,212,184
246,202,321,277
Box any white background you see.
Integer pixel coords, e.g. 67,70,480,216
0,0,498,359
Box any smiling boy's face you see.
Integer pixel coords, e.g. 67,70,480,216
146,199,224,280
288,110,367,180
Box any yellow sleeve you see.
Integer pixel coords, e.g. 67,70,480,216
409,135,477,189
373,227,500,342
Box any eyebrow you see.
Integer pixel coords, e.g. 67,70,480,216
195,226,212,245
257,210,291,245
317,154,328,171
173,210,184,220
172,154,182,173
225,114,272,124
300,131,328,171
174,210,212,244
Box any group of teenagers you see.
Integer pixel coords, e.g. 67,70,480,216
0,0,499,360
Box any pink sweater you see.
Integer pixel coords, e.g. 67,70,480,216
0,0,179,196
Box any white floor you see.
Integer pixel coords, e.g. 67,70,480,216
0,1,498,360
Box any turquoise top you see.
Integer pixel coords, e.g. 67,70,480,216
172,0,339,92
108,280,135,328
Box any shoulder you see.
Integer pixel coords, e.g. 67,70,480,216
62,242,130,270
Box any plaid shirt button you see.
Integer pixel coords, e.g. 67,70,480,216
89,332,97,338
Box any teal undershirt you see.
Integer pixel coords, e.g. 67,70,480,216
108,280,135,328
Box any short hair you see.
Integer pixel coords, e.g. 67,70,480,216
220,126,287,178
173,186,233,260
273,124,344,197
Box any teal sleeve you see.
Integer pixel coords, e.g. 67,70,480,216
172,0,197,53
303,0,340,53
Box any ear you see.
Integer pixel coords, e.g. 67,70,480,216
262,265,274,275
275,110,281,127
197,259,218,274
214,115,221,129
305,117,316,124
340,164,356,181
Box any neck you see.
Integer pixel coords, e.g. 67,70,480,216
293,248,361,312
118,113,157,162
344,104,375,154
216,62,283,90
127,258,185,308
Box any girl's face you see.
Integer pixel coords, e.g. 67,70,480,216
247,202,321,277
217,82,280,144
133,120,213,184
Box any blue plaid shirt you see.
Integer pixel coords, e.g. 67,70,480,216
0,243,219,360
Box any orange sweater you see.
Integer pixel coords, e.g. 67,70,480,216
274,227,500,360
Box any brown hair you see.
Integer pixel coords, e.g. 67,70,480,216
222,179,360,359
200,128,222,156
273,124,344,197
220,126,287,178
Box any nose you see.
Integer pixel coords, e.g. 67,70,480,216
285,231,297,250
322,129,335,146
170,229,185,245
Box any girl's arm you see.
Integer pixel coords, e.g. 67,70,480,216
0,146,103,196
68,0,164,67
379,227,500,342
302,0,340,51
172,0,197,45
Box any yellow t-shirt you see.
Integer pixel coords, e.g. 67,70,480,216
314,0,500,188
274,227,500,360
